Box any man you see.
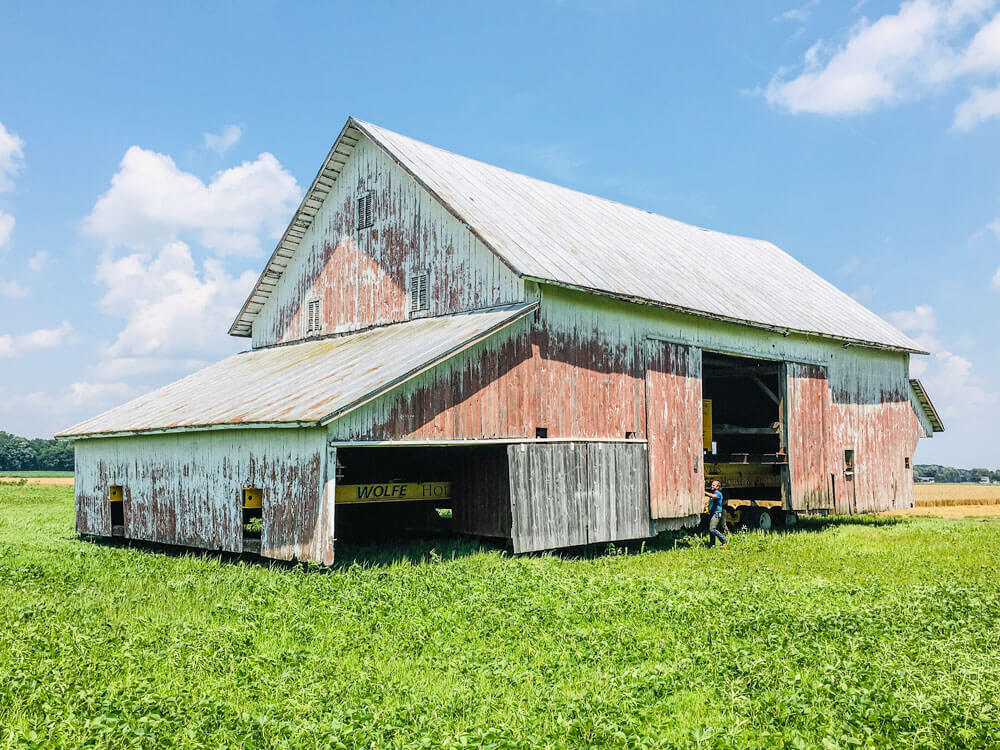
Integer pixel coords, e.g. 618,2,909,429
704,480,728,547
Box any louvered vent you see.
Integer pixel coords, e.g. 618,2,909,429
357,191,374,230
306,299,321,334
409,272,429,313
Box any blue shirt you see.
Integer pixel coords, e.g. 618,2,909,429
708,490,724,515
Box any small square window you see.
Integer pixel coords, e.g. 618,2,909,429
625,431,636,439
306,299,321,334
357,191,374,230
409,272,429,313
905,456,911,469
535,427,548,439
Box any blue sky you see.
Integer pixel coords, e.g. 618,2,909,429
0,0,998,466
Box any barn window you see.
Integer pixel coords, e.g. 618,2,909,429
357,191,374,230
844,449,855,479
905,456,911,469
108,485,124,530
242,487,263,552
535,427,548,439
409,272,429,313
306,299,321,334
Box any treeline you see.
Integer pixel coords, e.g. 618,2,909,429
0,431,74,471
915,464,1000,483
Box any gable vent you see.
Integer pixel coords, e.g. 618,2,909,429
306,299,321,334
409,272,429,313
357,191,374,230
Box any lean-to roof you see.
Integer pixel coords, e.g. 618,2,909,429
59,304,533,438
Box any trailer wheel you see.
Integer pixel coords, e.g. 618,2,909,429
745,508,772,531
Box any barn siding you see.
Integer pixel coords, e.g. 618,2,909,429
331,284,927,516
507,442,650,553
251,136,524,348
786,363,830,511
74,429,331,562
645,340,704,520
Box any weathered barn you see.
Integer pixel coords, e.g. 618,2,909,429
59,117,943,563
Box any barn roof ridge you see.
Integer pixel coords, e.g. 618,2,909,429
229,116,925,355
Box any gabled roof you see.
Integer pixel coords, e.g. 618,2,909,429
59,304,534,438
909,379,945,433
230,117,924,354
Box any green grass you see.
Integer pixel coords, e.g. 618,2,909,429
0,470,74,477
1,485,998,749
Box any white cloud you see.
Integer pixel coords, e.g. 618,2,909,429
525,145,585,182
22,381,137,414
953,82,1000,128
0,210,13,248
992,265,1000,287
95,241,256,358
84,146,301,256
27,250,51,272
775,0,821,24
766,1,1000,126
919,349,998,418
0,321,72,358
887,303,937,332
204,124,243,156
0,121,24,192
0,277,29,298
849,283,877,303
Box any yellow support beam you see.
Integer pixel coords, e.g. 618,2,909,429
335,482,451,505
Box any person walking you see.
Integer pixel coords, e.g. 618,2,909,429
704,480,728,547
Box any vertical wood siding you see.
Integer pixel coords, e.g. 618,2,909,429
74,429,331,562
644,340,704,520
507,442,650,553
251,137,523,348
329,302,646,441
331,284,927,517
786,363,830,511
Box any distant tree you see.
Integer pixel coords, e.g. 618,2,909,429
0,431,73,471
28,438,74,471
0,431,35,471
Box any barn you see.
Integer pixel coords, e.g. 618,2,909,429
58,117,943,563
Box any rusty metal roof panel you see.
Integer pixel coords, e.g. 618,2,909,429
60,304,534,438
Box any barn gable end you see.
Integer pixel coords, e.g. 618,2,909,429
247,131,523,348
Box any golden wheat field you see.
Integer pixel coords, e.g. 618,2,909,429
914,483,1000,506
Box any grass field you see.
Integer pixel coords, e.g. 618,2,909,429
2,485,999,748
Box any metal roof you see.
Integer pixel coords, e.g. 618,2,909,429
230,117,925,354
909,379,945,433
59,304,534,438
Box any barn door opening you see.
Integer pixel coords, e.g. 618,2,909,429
701,352,787,524
644,340,704,520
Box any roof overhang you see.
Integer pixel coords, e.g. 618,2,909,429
527,277,930,355
909,378,944,434
228,119,365,337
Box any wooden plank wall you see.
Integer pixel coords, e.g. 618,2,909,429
507,442,650,553
786,363,830,511
74,429,332,563
644,340,704,520
451,446,512,539
251,137,524,348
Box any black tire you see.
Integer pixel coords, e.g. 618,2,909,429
745,508,772,531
